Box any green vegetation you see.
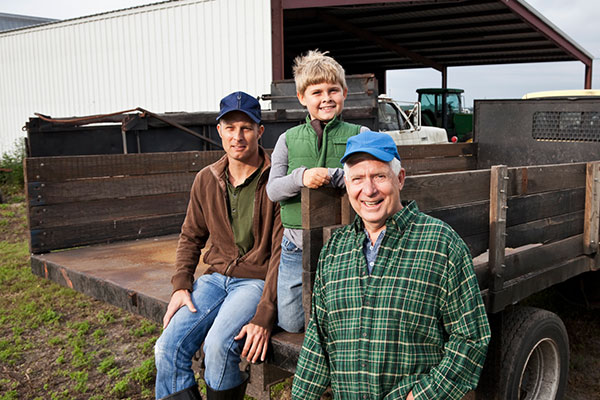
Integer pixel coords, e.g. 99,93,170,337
0,204,161,398
0,141,25,202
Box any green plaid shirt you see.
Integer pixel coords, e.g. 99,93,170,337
292,201,490,400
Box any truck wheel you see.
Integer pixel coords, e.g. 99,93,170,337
498,307,569,400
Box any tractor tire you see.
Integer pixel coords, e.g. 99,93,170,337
497,307,569,400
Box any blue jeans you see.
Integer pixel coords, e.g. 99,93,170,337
154,273,264,398
277,236,305,333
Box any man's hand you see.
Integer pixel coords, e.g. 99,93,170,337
234,323,271,363
303,167,331,189
162,289,196,329
406,391,414,400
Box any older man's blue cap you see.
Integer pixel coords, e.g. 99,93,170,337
216,91,261,124
341,130,401,163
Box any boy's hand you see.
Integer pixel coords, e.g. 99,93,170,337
303,167,331,188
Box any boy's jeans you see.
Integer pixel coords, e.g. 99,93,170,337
277,236,305,333
154,273,264,399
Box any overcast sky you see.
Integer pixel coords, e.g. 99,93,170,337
2,0,598,107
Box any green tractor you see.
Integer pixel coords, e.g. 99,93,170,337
417,88,473,142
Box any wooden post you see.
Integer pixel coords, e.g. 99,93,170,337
341,192,356,225
489,165,508,292
301,187,343,329
584,161,600,254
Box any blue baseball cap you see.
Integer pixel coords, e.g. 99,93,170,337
216,91,262,124
341,130,401,163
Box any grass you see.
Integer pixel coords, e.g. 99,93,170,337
0,141,25,203
0,193,162,399
0,176,292,399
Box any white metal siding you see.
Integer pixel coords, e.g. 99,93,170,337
0,0,272,154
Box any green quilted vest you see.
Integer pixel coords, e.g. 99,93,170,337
281,116,361,229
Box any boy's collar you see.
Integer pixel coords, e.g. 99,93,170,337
304,114,342,126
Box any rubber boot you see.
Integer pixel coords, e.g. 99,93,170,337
205,370,249,400
160,384,202,400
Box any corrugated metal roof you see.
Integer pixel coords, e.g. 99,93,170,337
0,13,57,32
279,0,593,76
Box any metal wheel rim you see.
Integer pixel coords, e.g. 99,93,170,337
518,338,561,399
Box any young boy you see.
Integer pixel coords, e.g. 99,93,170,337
267,50,367,333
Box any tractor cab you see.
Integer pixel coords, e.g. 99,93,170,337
417,88,472,142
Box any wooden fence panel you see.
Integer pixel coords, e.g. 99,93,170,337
25,151,223,181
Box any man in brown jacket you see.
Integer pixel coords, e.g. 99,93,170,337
154,91,283,400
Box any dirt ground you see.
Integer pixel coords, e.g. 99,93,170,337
1,199,599,399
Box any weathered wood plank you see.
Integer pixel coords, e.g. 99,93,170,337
427,201,488,239
430,187,585,239
340,193,356,225
489,165,508,292
28,172,196,205
506,187,585,225
397,143,477,160
507,163,586,196
584,162,600,254
491,254,593,313
473,262,491,292
403,156,477,175
25,151,223,182
302,227,323,329
503,234,584,282
301,187,343,229
323,224,344,244
506,211,584,250
462,232,490,258
403,169,491,211
269,332,304,373
28,193,190,229
30,214,185,253
31,256,169,324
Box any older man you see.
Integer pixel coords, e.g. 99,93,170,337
155,92,283,400
292,131,490,400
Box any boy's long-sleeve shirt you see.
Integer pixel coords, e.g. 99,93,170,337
267,122,368,248
266,131,346,249
292,201,491,399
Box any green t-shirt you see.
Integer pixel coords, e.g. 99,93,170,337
225,164,262,256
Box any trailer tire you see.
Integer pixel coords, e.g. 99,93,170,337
498,307,569,400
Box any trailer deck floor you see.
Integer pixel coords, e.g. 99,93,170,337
30,235,303,375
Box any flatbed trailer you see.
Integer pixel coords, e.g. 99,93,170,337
25,99,600,399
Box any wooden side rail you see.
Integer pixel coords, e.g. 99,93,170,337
24,151,225,253
399,142,477,175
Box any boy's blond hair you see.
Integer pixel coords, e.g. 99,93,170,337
293,50,347,95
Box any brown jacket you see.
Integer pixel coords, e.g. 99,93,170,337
171,148,283,329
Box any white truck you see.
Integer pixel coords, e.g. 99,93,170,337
377,95,449,145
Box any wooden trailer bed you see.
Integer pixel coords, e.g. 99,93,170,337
24,141,600,398
24,144,476,398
